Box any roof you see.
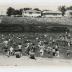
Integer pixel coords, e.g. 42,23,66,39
65,10,72,12
42,10,62,14
23,10,41,13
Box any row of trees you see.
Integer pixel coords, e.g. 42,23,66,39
7,6,72,16
7,7,41,16
7,7,23,16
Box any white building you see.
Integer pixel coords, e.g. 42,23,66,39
64,10,72,18
42,10,62,17
22,10,41,17
0,10,6,17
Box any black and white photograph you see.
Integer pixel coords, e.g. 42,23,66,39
0,0,72,67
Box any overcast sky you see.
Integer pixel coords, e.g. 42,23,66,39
0,0,72,14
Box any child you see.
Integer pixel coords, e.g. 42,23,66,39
25,43,30,55
47,46,52,58
3,40,8,47
18,43,22,56
55,44,60,57
68,42,70,47
15,50,21,58
9,46,14,56
29,49,36,60
67,48,70,57
3,40,9,53
52,47,56,57
6,50,10,57
39,44,45,57
18,43,22,52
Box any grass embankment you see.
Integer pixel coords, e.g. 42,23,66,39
0,16,72,32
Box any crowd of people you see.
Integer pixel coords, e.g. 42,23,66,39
0,32,72,59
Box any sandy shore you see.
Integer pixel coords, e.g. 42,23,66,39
0,55,72,66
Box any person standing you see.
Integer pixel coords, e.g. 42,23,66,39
38,44,45,57
46,46,52,58
18,43,22,52
9,46,14,56
52,47,56,57
2,40,9,55
68,42,70,47
55,44,60,57
25,43,30,55
18,43,22,56
66,48,71,57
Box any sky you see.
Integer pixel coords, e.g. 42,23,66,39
0,0,72,15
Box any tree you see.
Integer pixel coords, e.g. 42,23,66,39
58,6,66,16
7,7,15,16
33,8,41,11
19,9,22,15
67,6,72,10
24,8,32,11
14,10,20,15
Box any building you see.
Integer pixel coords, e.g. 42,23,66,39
42,10,62,17
64,10,72,18
22,9,41,17
0,10,6,16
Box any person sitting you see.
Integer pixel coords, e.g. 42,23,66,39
15,50,21,58
29,49,36,60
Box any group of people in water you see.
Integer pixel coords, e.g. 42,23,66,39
0,31,72,59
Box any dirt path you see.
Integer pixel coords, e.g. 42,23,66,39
0,55,72,66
